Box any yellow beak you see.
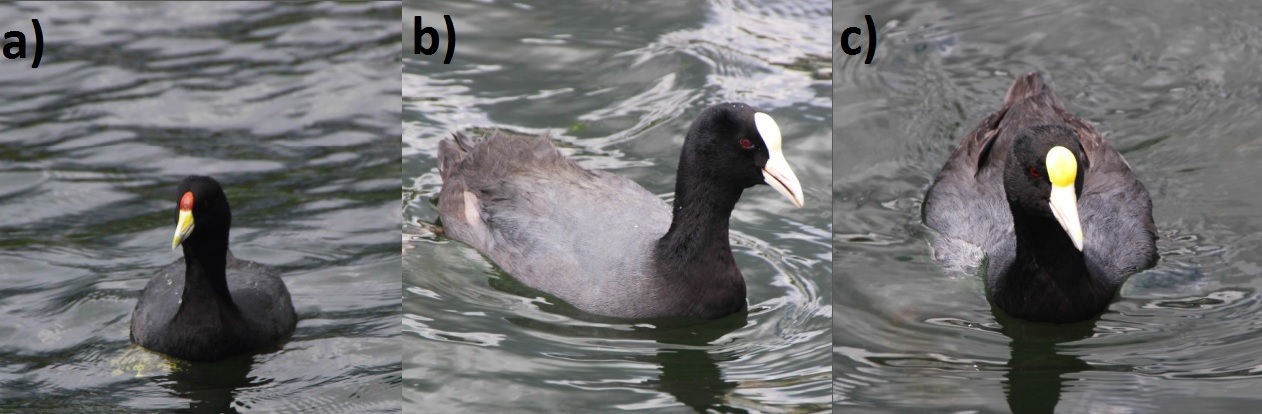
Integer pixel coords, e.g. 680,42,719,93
1046,146,1083,251
172,209,194,249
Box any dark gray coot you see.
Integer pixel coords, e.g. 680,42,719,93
923,72,1158,323
437,103,804,320
130,176,297,361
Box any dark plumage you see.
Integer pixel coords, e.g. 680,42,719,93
437,103,803,320
923,72,1158,323
130,176,296,361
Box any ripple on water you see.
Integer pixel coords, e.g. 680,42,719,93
0,2,400,411
404,0,831,411
835,0,1262,411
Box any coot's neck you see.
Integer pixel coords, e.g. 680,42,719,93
654,166,747,317
1009,208,1086,275
181,235,236,309
662,173,743,253
997,206,1110,321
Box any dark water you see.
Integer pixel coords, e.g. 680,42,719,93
0,2,401,412
835,0,1262,412
10,1,1261,412
404,0,831,411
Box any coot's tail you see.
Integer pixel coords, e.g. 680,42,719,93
1003,72,1049,106
438,132,476,180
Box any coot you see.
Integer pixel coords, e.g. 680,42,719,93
130,176,297,361
437,103,804,320
923,72,1158,323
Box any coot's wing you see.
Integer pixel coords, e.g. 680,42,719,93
1070,123,1159,282
437,132,671,316
225,253,297,345
922,100,1012,257
129,260,185,343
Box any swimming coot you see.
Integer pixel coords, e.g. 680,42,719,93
923,72,1158,323
130,176,296,361
437,103,804,320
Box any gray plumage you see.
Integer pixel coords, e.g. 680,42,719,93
923,72,1158,322
436,102,789,320
439,132,675,318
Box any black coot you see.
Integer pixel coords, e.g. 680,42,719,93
437,103,804,320
923,72,1158,323
130,176,297,361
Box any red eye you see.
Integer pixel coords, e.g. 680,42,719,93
1028,166,1041,179
739,138,754,150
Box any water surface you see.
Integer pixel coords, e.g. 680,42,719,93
404,0,832,411
0,2,401,411
834,0,1262,412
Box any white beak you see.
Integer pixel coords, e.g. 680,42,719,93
754,112,804,208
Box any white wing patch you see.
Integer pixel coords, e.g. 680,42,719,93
462,191,481,224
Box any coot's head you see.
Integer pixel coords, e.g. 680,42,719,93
171,175,232,250
682,102,804,207
1003,125,1087,250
